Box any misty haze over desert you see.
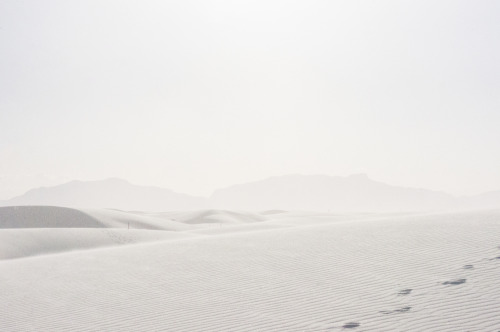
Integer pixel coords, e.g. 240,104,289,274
2,174,500,213
2,0,500,331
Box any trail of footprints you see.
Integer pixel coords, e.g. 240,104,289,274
327,246,500,330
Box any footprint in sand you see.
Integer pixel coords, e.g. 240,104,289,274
398,288,412,296
342,322,360,329
442,278,466,286
380,306,412,315
463,264,474,270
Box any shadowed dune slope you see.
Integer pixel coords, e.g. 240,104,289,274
0,206,191,231
0,206,103,228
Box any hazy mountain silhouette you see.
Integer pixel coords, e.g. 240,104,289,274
0,178,207,211
1,174,499,212
210,174,458,212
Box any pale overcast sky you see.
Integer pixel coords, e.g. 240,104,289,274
1,0,499,199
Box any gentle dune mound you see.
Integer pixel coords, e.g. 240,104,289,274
81,208,191,231
158,209,268,225
260,209,288,215
0,228,192,260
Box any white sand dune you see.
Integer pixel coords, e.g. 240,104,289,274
0,206,191,231
81,208,192,231
0,206,202,260
1,206,500,331
0,228,193,260
0,207,272,260
158,209,268,224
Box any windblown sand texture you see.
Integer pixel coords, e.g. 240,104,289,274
1,206,500,331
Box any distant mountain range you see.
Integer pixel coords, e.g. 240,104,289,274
210,174,457,212
0,174,499,212
0,178,206,211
